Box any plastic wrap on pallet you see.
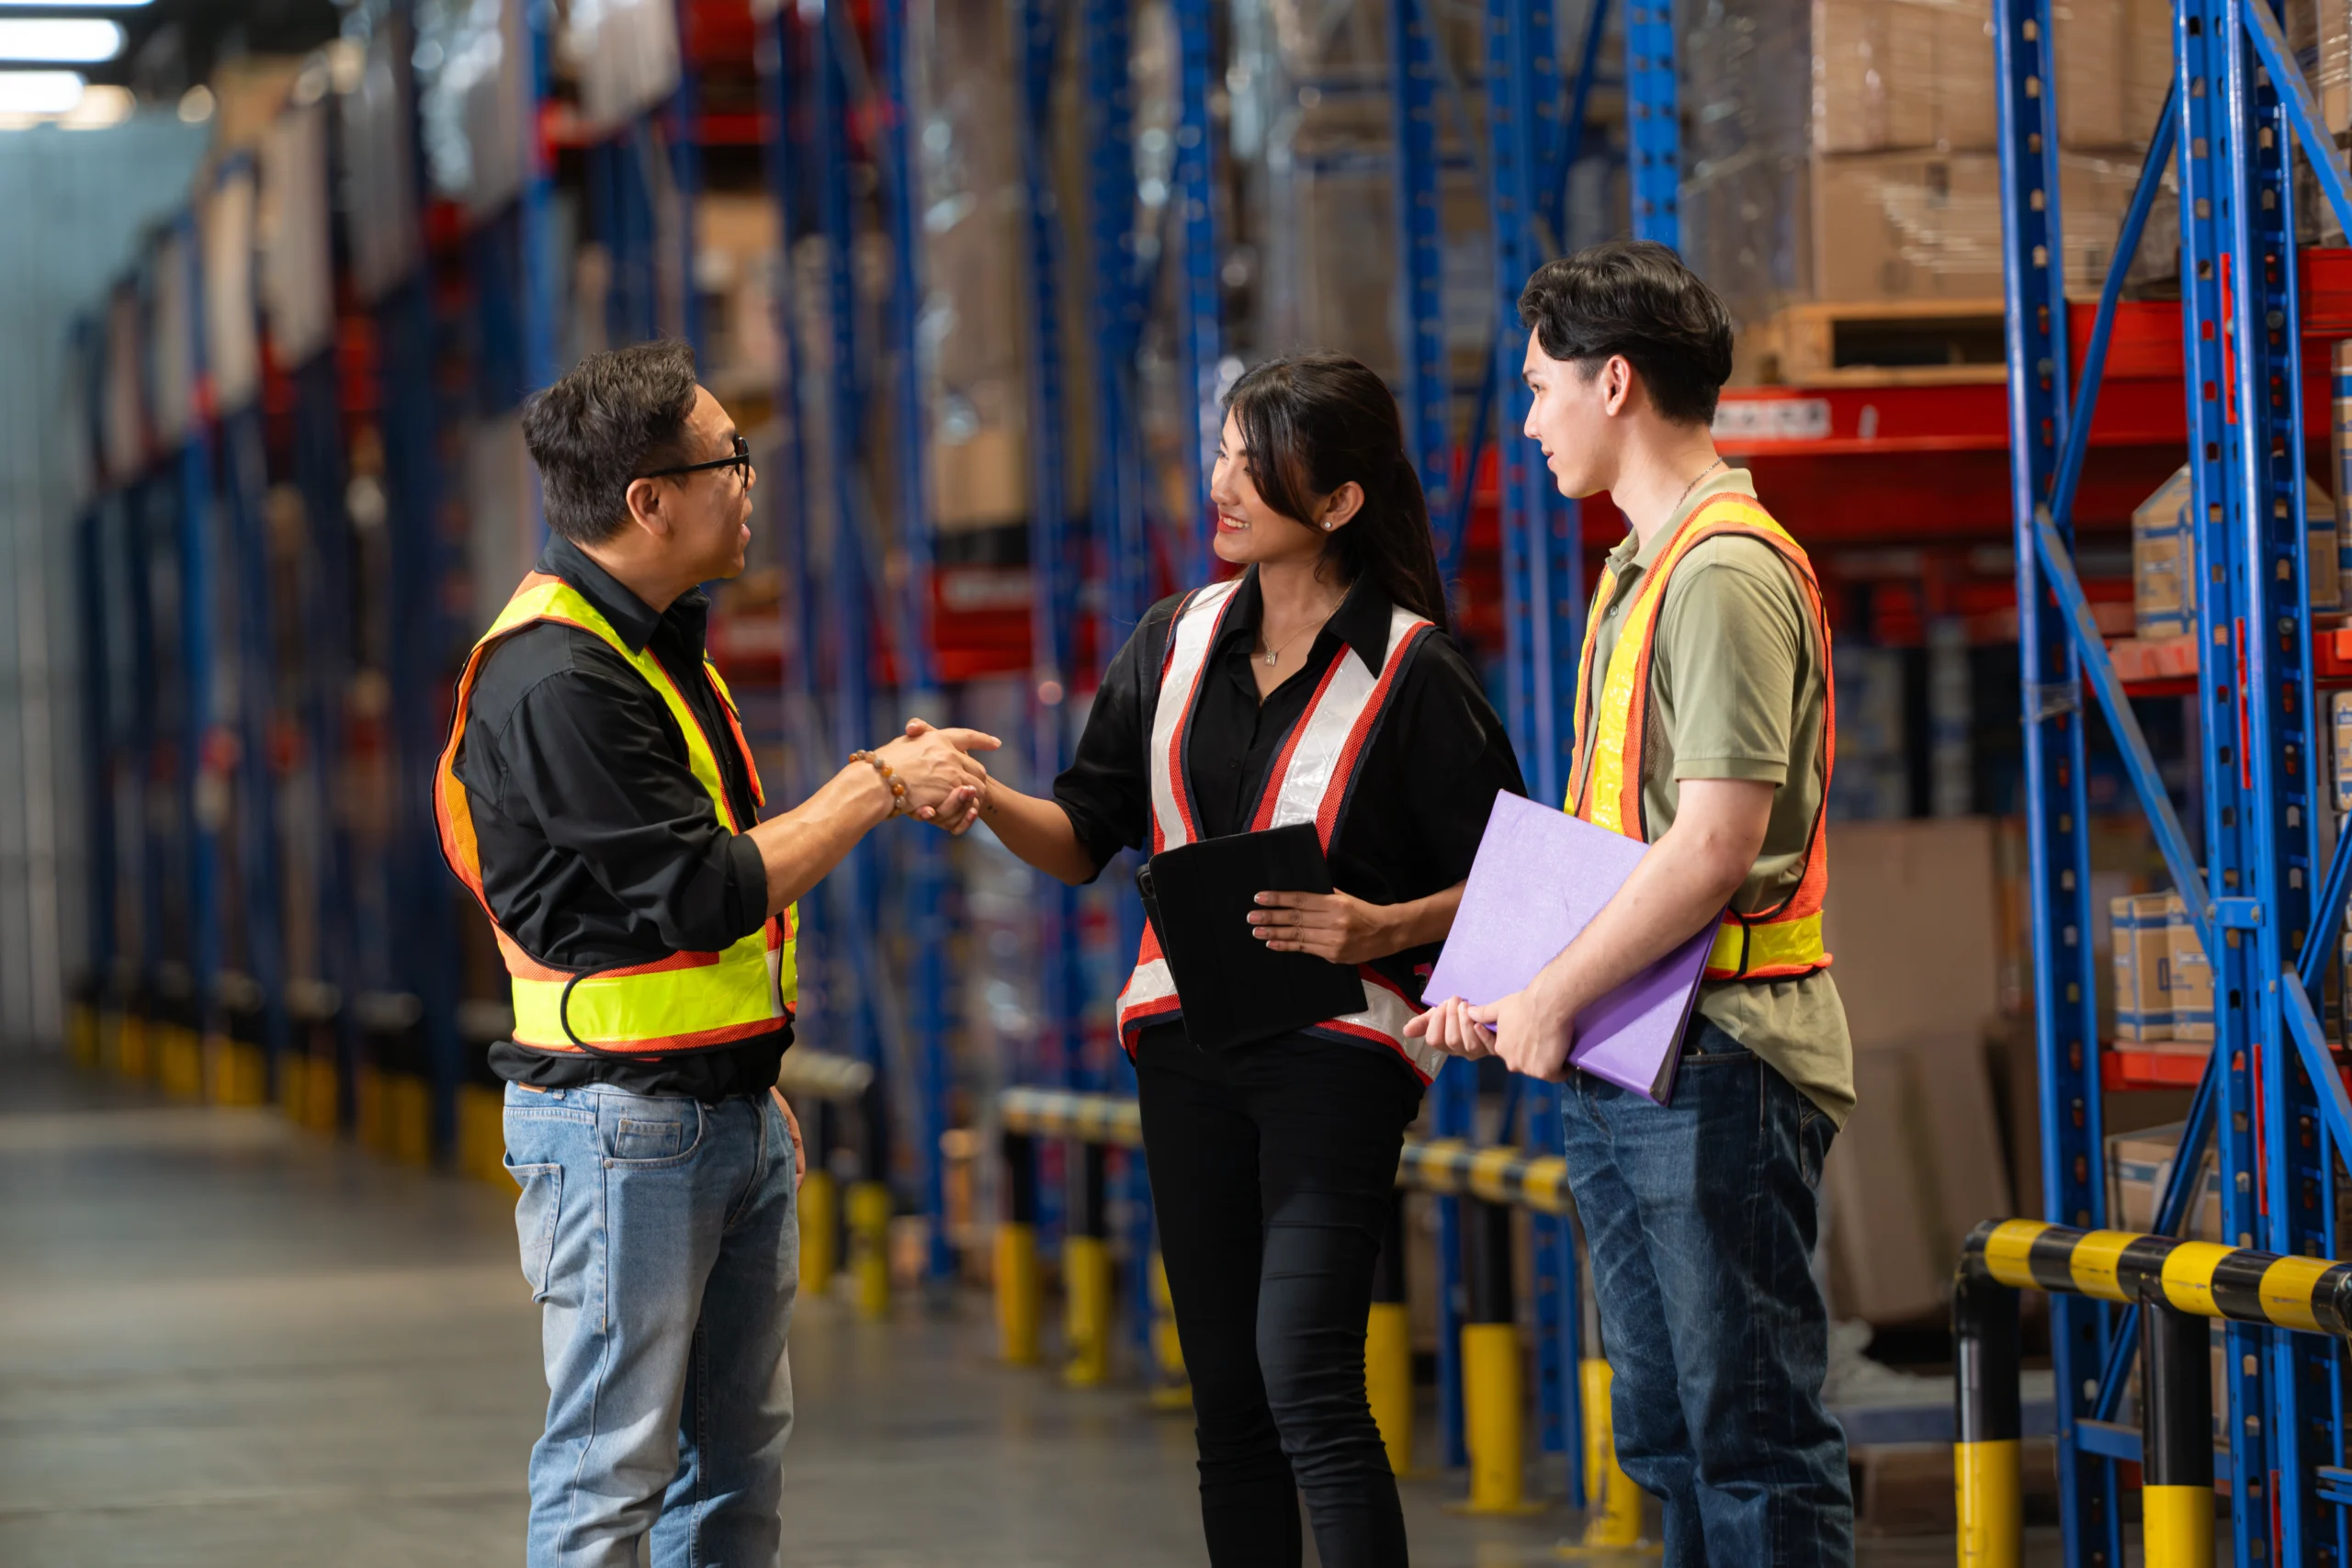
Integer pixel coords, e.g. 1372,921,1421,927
566,0,684,134
917,0,1031,534
343,17,422,304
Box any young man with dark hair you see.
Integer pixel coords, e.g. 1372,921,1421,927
438,340,998,1567
1412,239,1855,1565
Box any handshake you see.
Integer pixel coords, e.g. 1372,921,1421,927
861,717,1000,836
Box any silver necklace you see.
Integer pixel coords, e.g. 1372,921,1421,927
1258,608,1335,668
1670,456,1725,518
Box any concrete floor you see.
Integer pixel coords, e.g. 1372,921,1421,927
0,1057,2053,1566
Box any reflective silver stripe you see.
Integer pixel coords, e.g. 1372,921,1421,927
1118,957,1176,1017
1146,579,1244,853
1319,980,1447,1081
1262,604,1424,829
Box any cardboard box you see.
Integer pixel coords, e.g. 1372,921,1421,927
2132,464,2339,637
2107,1121,2223,1239
1812,0,1995,154
1820,818,2004,1048
1823,1036,2016,1324
2335,343,2352,594
1810,152,2178,305
2111,892,2178,1043
2164,897,2213,1043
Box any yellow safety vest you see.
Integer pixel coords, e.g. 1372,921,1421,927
435,572,797,1054
1567,492,1836,981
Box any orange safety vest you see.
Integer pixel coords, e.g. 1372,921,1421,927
435,572,797,1055
1114,577,1449,1081
1566,491,1836,981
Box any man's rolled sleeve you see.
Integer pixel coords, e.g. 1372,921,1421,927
499,666,769,953
1658,544,1804,785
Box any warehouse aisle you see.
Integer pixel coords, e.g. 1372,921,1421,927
0,1060,2036,1566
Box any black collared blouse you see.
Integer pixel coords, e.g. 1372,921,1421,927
1052,569,1526,1033
451,535,785,1100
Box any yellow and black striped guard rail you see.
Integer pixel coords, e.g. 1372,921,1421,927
994,1089,1573,1214
1964,1216,2352,1335
1953,1217,2352,1568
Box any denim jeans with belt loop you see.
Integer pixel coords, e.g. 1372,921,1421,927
1559,1017,1852,1567
503,1081,799,1568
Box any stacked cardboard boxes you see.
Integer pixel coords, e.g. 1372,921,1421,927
2131,465,2341,641
1682,0,2177,330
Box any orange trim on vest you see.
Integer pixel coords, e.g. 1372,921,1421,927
1567,493,1836,982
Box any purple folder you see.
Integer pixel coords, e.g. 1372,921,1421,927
1423,792,1717,1103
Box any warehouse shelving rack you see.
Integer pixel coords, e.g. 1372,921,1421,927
1996,1,2352,1562
757,0,963,1292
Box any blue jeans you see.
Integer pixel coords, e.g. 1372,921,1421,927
1560,1020,1851,1568
503,1082,799,1568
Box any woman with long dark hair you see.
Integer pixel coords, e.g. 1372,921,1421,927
956,354,1523,1565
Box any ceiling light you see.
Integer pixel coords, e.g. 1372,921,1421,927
0,70,82,116
0,19,124,62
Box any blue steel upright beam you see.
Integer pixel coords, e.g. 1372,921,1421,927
1083,0,1149,660
1625,1,1679,249
1016,0,1079,1252
2175,5,2283,1560
1169,0,1221,586
1387,0,1453,559
814,0,889,1100
1990,6,2116,1567
2214,3,2330,1557
166,219,226,1082
876,0,956,1286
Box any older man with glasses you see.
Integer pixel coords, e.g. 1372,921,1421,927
435,339,999,1567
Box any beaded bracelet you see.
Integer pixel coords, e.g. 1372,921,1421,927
849,750,911,816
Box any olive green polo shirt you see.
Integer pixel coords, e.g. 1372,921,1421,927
1578,467,1855,1124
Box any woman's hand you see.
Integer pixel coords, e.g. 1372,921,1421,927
1247,889,1400,964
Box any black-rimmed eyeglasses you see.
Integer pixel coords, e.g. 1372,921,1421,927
638,434,752,491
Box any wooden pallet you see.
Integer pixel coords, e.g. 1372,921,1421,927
1752,299,2012,388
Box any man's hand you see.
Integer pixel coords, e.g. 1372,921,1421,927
1469,985,1576,1081
1248,889,1396,964
873,723,999,821
1406,984,1576,1079
769,1087,806,1189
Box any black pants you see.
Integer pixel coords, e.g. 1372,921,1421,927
1136,1026,1424,1568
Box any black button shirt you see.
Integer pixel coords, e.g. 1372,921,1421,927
452,536,786,1100
1053,570,1526,1043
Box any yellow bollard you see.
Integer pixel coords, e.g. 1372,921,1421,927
99,1006,126,1076
995,1220,1040,1364
69,1002,99,1070
801,1169,840,1298
279,1053,307,1122
207,1037,266,1107
1149,1251,1190,1408
847,1180,892,1318
1365,1300,1413,1474
1062,1234,1114,1387
116,1010,148,1078
388,1073,433,1165
160,1026,203,1099
2142,1485,2212,1568
456,1083,510,1186
1453,1322,1545,1514
1574,1357,1646,1548
1953,1438,2021,1568
302,1055,340,1134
